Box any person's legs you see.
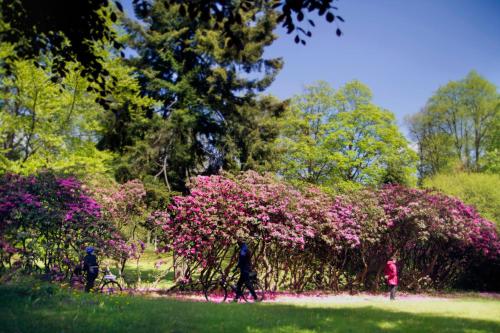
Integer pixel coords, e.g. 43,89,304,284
85,272,97,292
243,274,258,300
234,273,245,301
390,285,397,300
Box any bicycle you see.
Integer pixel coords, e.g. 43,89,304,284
99,268,123,294
71,265,123,294
203,268,264,303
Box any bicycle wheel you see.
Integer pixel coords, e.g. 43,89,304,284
100,280,123,294
204,282,228,303
241,280,265,302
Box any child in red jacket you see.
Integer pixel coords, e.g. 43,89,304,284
384,255,398,300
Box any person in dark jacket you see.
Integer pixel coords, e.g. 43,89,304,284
384,255,398,300
83,246,99,292
233,241,259,302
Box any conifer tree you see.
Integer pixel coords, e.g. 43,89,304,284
124,1,285,191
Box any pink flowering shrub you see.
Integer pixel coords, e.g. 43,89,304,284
92,180,147,232
150,171,500,291
0,172,133,278
378,185,499,290
91,180,148,270
3,169,496,291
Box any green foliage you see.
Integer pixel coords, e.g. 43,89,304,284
408,71,499,178
1,1,345,101
482,149,500,174
122,2,285,191
406,110,457,177
278,81,417,191
96,60,158,154
423,172,500,226
0,0,120,103
0,51,113,176
226,95,287,172
0,39,158,180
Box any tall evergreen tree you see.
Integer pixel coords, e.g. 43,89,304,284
123,1,285,191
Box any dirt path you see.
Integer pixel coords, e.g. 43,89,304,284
267,293,450,303
136,289,500,303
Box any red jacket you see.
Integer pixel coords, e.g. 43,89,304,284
384,260,398,285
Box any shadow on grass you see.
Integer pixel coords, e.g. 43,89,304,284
0,286,498,333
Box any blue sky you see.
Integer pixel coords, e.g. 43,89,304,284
123,0,500,135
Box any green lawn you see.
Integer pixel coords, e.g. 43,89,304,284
0,284,499,333
120,248,174,289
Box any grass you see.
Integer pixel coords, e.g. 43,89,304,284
0,284,499,333
121,249,174,289
101,247,174,290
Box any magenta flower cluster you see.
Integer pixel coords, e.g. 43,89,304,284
0,172,134,277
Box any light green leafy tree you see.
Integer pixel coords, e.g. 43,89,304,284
408,71,499,178
406,108,457,180
0,56,111,175
278,81,417,191
0,43,156,177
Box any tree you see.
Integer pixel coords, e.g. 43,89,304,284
278,81,417,191
141,1,345,45
121,1,286,191
461,72,499,169
406,108,456,180
1,0,344,101
0,43,155,177
0,0,120,105
408,71,499,178
221,95,288,173
0,56,112,175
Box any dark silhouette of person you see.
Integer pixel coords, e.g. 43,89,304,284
384,255,398,300
83,246,99,292
233,241,259,302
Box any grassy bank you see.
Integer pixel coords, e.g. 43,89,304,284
0,284,499,333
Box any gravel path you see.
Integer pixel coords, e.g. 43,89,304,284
137,289,500,303
267,293,451,303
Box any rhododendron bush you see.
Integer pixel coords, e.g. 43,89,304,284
91,179,149,241
0,172,134,279
150,171,500,291
1,170,498,291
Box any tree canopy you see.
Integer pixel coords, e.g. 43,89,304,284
115,0,286,191
0,0,119,105
278,81,417,191
0,0,344,102
0,43,155,176
408,71,499,178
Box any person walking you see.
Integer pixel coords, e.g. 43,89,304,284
233,241,259,302
384,255,398,300
83,246,99,292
